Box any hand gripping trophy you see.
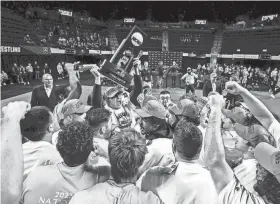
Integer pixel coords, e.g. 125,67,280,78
99,26,148,88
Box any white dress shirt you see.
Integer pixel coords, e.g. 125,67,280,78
212,82,216,92
44,86,53,97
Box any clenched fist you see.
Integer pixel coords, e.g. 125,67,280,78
2,101,31,121
225,81,246,95
208,93,225,110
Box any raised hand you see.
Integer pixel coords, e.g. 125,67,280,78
64,61,80,73
2,101,31,121
90,65,101,78
208,93,225,110
225,81,245,95
133,58,141,71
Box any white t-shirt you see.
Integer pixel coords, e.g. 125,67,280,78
106,105,135,130
182,73,198,85
69,180,162,204
218,176,265,204
23,141,62,180
21,162,105,204
234,159,257,194
268,119,280,148
57,65,63,74
138,162,218,204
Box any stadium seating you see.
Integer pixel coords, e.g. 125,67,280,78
1,7,39,45
168,29,214,54
221,27,280,55
115,28,162,51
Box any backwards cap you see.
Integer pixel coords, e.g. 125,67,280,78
254,142,280,182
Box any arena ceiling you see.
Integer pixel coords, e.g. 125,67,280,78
2,1,280,23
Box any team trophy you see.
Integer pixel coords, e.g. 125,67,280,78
99,26,148,88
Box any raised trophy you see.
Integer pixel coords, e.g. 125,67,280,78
99,26,148,88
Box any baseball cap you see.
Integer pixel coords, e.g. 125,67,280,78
169,99,200,119
195,96,208,112
254,142,280,182
234,124,275,147
230,76,238,82
135,100,166,119
104,86,123,98
210,73,217,78
61,99,91,119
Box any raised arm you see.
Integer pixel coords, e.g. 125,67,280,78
225,81,276,131
64,63,82,101
181,73,187,80
204,95,234,193
87,66,102,108
1,101,31,204
130,59,143,107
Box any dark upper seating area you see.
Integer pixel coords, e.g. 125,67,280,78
221,28,280,55
115,28,162,51
31,18,110,50
1,7,39,46
168,29,214,54
1,4,110,50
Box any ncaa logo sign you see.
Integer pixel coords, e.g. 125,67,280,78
131,32,143,47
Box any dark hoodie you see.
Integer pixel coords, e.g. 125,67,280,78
146,124,173,141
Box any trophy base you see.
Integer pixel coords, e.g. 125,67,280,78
100,60,133,89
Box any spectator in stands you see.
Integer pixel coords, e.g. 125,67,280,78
19,64,29,85
20,106,62,180
43,63,51,74
270,68,279,98
21,121,110,204
57,62,64,79
271,69,280,98
26,63,34,83
181,67,198,95
139,120,218,204
166,61,180,88
1,70,9,86
155,61,165,89
61,62,68,77
69,128,163,204
24,34,34,44
141,61,153,88
34,61,40,80
203,72,222,97
10,63,19,84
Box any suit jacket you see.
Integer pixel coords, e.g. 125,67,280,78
31,85,66,111
203,80,223,97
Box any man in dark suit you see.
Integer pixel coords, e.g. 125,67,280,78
203,72,223,97
31,62,84,112
30,73,67,111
